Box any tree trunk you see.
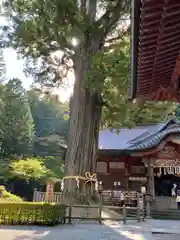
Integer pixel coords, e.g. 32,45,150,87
64,38,102,194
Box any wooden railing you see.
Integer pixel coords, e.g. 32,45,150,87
33,190,145,223
33,190,142,205
33,190,62,202
66,204,145,224
101,190,142,206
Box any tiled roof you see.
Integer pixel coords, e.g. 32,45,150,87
99,118,180,151
128,125,180,151
98,124,161,150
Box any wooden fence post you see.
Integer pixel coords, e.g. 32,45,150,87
99,198,102,224
146,201,151,218
33,189,37,201
122,205,127,224
137,207,141,222
68,205,72,224
142,206,145,221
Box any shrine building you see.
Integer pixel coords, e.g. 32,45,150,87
97,117,180,199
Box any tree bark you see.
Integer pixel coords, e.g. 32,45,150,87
64,37,102,194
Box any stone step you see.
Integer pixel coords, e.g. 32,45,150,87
154,197,177,210
151,209,180,220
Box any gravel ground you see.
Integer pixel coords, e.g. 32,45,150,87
0,223,180,240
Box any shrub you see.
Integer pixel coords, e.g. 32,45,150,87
0,185,22,202
0,202,67,225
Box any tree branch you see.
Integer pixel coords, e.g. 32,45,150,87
105,26,130,44
96,0,129,37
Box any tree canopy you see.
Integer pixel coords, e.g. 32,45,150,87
2,1,175,129
10,158,48,181
10,156,64,181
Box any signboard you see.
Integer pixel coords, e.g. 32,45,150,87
45,181,55,202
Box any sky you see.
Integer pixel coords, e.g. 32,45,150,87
3,48,33,89
1,6,73,103
1,4,33,88
3,48,74,102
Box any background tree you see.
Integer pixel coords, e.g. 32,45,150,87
0,49,6,82
9,156,65,183
3,0,176,193
0,78,34,157
10,158,48,181
28,88,68,156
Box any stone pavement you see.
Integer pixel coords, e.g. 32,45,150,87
111,219,180,234
0,224,153,240
0,220,180,240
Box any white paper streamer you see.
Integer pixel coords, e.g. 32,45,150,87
61,179,64,191
76,177,80,188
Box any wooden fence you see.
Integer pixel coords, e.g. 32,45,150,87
65,204,145,224
33,190,145,224
33,190,143,205
33,190,62,202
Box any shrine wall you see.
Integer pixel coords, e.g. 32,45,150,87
149,142,180,176
150,142,180,167
96,142,180,191
96,153,146,191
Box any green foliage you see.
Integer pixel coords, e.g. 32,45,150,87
0,49,6,82
99,39,176,128
0,202,67,225
33,135,66,157
0,79,34,156
0,158,11,181
0,186,23,201
0,68,68,160
2,0,130,83
9,157,64,182
43,156,64,181
10,158,48,180
28,89,69,140
2,0,175,129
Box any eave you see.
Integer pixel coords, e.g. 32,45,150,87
130,0,141,99
130,0,180,102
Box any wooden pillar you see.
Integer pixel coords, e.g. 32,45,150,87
147,158,155,201
125,160,129,190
